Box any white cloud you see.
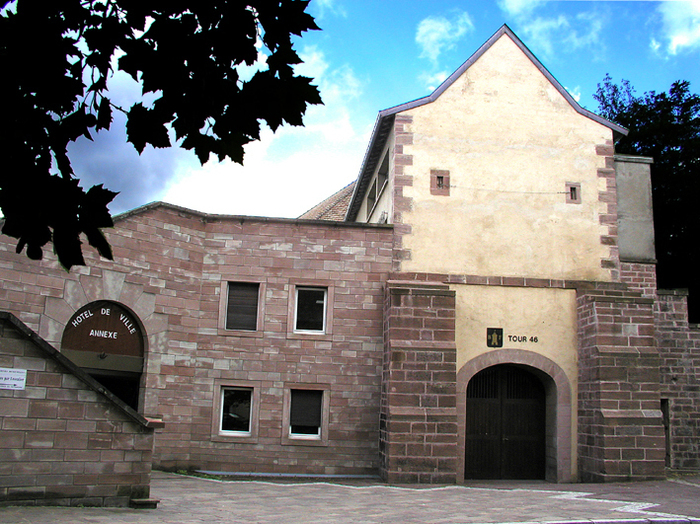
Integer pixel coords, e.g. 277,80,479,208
419,70,450,92
313,0,347,20
657,0,700,55
565,85,582,103
497,1,607,62
567,12,604,51
516,11,606,62
416,11,474,65
160,46,370,218
497,0,547,17
518,15,569,59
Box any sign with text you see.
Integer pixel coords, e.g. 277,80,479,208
61,301,144,357
0,368,27,390
487,328,540,347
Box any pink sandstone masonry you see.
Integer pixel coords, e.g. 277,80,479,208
2,205,700,483
380,281,458,483
391,114,414,271
576,287,665,481
597,142,621,281
655,290,700,470
0,313,158,507
0,204,395,477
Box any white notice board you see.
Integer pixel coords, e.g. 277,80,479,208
0,368,27,390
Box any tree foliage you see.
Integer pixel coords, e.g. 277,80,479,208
0,0,322,269
595,74,700,321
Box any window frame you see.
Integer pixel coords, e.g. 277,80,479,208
287,283,334,338
281,384,330,447
211,380,260,443
217,279,266,337
566,181,582,204
430,169,450,196
366,180,377,220
365,148,391,222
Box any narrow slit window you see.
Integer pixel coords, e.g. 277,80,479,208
566,182,581,204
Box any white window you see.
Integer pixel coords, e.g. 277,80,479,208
220,387,253,435
289,389,323,438
294,287,327,333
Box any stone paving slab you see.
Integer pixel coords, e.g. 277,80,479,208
0,471,699,524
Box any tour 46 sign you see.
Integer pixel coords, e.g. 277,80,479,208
487,328,539,348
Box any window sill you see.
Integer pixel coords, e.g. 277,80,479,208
287,332,333,342
217,328,264,338
211,433,257,444
281,434,329,447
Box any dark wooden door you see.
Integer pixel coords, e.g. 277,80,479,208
465,365,545,479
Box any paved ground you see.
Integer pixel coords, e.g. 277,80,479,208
1,471,699,524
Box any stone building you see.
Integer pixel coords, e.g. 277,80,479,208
1,25,698,488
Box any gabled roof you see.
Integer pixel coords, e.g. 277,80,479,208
298,181,355,221
345,24,628,221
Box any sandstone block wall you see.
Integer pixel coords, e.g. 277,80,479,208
620,262,700,472
0,204,394,477
0,313,156,507
180,216,394,476
577,288,665,481
380,281,458,483
655,290,700,470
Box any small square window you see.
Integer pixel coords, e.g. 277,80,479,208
289,389,323,438
430,169,450,196
226,282,259,331
295,287,327,333
220,387,252,434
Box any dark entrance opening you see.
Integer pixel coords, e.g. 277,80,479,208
86,369,141,411
61,301,144,412
465,364,545,480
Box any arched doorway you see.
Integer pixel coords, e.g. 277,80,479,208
61,301,145,411
464,364,545,480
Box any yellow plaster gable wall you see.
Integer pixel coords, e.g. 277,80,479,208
399,34,615,281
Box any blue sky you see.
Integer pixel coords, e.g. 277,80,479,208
66,0,700,218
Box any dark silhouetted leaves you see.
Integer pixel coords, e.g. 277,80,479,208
1,0,322,269
127,103,172,153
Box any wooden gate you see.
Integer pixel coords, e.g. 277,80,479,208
465,364,545,479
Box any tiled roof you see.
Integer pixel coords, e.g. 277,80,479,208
298,182,355,221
